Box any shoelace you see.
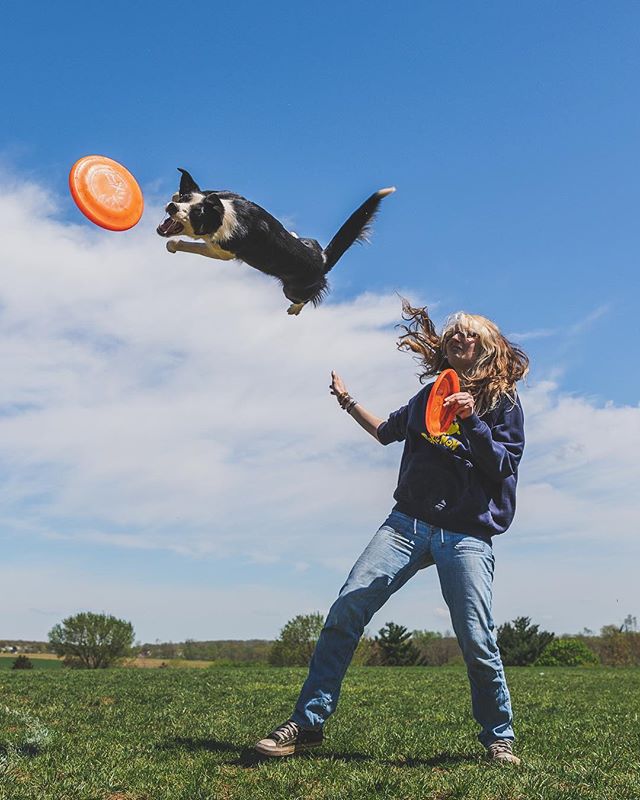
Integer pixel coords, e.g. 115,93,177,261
488,739,513,756
271,720,299,742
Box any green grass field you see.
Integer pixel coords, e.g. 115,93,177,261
0,656,63,672
1,665,638,800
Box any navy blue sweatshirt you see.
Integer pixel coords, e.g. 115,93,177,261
377,384,525,538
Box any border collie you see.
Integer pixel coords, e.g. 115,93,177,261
157,169,395,314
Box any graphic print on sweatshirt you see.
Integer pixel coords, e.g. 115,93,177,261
421,421,462,452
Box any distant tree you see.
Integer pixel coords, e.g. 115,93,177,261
154,640,180,660
411,629,462,666
351,635,377,666
497,616,554,666
269,613,325,666
374,622,420,666
599,624,636,666
48,612,134,669
183,639,200,660
140,639,272,663
12,655,33,670
535,638,599,667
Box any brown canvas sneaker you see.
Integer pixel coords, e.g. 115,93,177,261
487,739,521,765
255,719,323,757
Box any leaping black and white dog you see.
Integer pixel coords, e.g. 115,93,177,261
157,169,395,314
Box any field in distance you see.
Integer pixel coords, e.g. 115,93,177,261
0,654,217,670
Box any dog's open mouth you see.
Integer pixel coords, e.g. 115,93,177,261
156,218,184,237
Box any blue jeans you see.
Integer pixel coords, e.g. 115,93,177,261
292,510,514,747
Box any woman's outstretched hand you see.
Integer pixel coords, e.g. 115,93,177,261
330,370,384,440
330,370,351,408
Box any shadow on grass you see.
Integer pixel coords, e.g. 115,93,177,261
0,743,43,759
158,737,239,755
158,737,476,769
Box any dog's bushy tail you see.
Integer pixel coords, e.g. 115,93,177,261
322,187,395,273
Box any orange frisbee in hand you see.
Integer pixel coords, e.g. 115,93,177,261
69,155,144,231
425,369,461,436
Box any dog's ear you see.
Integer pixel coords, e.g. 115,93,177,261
204,193,223,208
177,168,200,195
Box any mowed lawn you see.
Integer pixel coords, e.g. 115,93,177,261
1,665,639,800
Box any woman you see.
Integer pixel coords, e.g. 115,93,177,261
256,301,529,764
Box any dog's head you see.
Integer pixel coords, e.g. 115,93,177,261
157,169,225,239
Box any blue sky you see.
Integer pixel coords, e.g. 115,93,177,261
6,1,639,401
0,2,638,642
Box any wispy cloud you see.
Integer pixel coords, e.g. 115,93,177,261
507,303,611,343
506,328,557,342
568,303,611,335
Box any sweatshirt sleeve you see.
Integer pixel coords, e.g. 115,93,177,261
377,404,409,445
459,397,525,480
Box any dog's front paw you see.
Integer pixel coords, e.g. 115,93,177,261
166,240,179,254
287,302,306,316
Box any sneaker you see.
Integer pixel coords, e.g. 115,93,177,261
486,739,521,765
255,719,323,757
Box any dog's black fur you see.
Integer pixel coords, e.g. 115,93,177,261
157,169,395,314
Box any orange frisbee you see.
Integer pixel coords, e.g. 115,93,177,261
425,369,461,436
69,155,144,231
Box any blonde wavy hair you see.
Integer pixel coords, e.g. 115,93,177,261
397,300,529,415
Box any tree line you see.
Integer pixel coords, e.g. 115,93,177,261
7,610,637,670
267,614,635,668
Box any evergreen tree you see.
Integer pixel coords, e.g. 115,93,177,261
375,622,420,666
497,616,554,666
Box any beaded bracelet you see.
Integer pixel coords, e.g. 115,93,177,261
345,398,358,414
338,392,357,412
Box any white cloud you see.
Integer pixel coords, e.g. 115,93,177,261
515,381,640,543
0,177,638,639
0,183,410,555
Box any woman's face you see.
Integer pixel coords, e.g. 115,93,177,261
444,328,482,373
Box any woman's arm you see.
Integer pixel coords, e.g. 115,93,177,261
330,371,384,442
